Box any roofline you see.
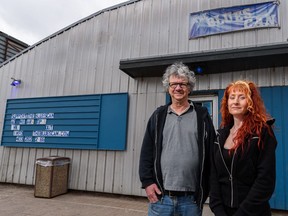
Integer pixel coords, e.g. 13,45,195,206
0,31,29,47
0,0,141,68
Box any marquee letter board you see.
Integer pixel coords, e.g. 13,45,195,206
1,93,129,150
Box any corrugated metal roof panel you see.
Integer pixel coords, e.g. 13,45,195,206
0,31,29,64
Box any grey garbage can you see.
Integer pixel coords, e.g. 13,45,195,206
34,156,70,198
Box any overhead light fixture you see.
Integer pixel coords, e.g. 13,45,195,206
11,77,21,86
195,66,204,74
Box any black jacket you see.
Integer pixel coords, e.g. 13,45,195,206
139,102,215,209
209,123,277,216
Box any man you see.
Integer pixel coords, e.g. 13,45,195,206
139,62,215,216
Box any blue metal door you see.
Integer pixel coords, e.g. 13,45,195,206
260,86,288,210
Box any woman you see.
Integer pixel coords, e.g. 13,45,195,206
209,80,277,216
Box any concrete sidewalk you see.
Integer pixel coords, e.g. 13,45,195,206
0,183,287,216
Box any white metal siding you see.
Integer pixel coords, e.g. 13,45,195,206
0,0,287,197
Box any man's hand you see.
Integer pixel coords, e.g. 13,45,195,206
145,183,162,203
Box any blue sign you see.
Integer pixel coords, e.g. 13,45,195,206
1,93,129,150
189,1,279,39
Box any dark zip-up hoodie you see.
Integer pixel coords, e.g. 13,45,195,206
209,121,277,216
139,102,215,209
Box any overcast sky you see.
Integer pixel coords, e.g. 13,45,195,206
0,0,127,45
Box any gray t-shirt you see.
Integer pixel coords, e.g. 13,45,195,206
161,105,199,192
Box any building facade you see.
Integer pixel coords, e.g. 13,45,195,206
0,0,287,210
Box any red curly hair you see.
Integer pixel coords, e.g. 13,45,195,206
220,80,271,150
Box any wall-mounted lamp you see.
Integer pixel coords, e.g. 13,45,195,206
11,77,22,86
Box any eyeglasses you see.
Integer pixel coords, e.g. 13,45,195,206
169,82,190,89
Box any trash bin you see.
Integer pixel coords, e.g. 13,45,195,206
34,156,70,198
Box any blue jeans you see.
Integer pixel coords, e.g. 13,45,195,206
148,194,202,216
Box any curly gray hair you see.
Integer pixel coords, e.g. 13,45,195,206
162,62,196,91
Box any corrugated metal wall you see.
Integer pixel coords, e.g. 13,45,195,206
0,0,288,201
